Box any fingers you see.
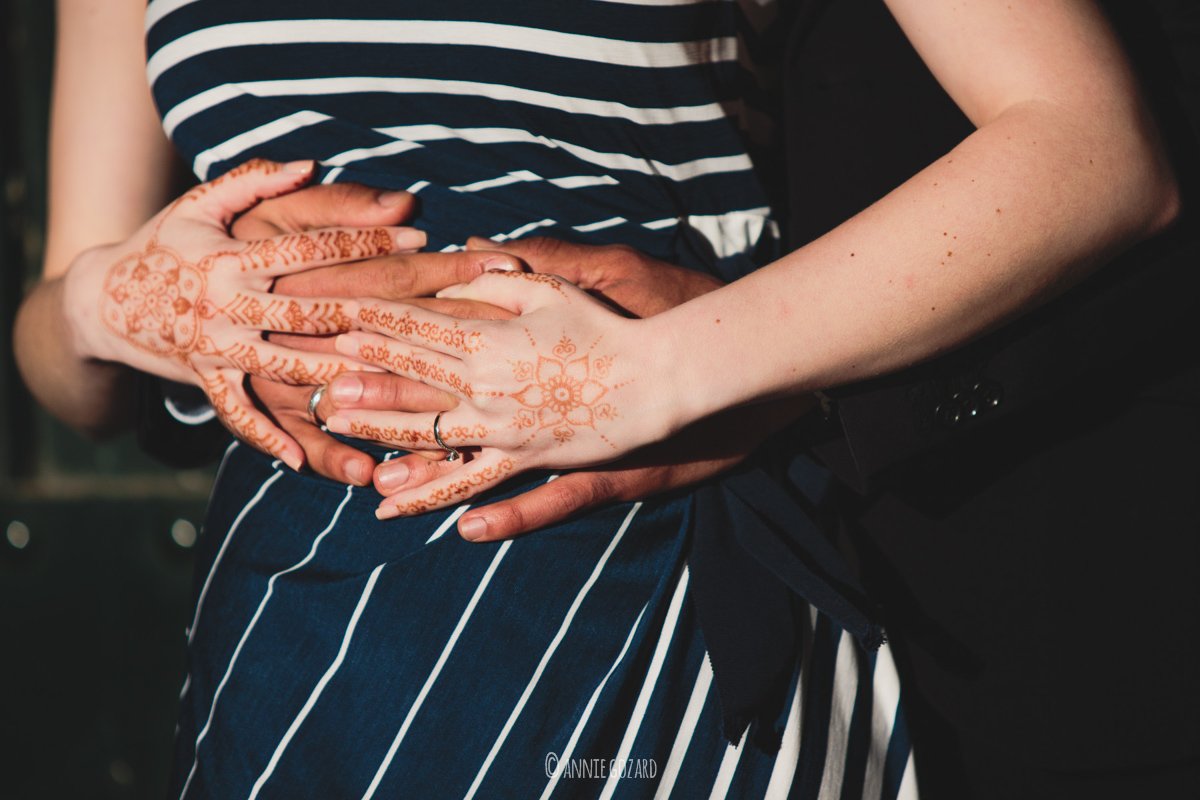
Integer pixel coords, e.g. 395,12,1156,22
373,453,459,496
353,300,489,356
321,373,458,418
202,370,304,470
466,235,597,287
436,268,583,315
336,332,476,397
190,159,317,227
201,226,426,277
325,409,489,451
406,297,517,321
375,450,519,519
272,249,521,300
230,182,417,241
223,291,357,335
455,472,627,541
252,379,376,486
214,339,375,386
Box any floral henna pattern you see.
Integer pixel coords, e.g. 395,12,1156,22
384,458,517,515
357,342,476,398
508,334,622,448
358,306,484,353
346,419,491,449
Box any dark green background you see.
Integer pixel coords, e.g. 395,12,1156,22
2,3,214,797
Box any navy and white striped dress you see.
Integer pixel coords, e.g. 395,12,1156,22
147,2,919,797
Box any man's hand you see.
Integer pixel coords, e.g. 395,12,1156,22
373,396,814,540
370,235,811,539
230,182,518,485
464,236,724,318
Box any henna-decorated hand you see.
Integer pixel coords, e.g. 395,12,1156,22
329,271,706,518
374,396,813,540
463,236,724,318
224,181,521,484
61,159,421,469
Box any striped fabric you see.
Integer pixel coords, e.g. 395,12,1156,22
148,2,918,797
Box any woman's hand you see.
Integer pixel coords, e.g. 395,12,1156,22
328,270,680,516
61,158,421,468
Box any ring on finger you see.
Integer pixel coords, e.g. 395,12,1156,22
307,384,329,426
432,411,462,462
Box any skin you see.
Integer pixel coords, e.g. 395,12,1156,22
16,0,779,543
17,0,1178,538
329,0,1180,520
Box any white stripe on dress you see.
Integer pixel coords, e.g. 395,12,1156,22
653,656,714,800
573,216,628,233
144,0,201,32
707,729,748,800
361,540,514,800
898,751,919,800
861,644,902,800
426,504,471,544
148,20,737,84
193,110,331,179
464,501,644,800
186,466,279,644
490,218,558,242
817,631,859,800
763,642,811,798
248,561,385,799
179,485,355,800
539,603,649,800
597,565,690,800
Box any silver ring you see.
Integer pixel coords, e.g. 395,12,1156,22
306,384,328,426
432,412,462,462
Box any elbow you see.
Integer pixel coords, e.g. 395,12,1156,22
1145,168,1182,237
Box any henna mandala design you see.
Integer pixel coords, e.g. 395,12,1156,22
359,307,484,353
103,248,204,356
358,342,475,397
508,335,620,447
385,458,517,515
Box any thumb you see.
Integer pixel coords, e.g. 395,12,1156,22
231,182,417,240
467,235,593,285
190,159,316,228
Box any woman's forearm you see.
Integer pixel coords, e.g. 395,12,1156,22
655,97,1179,429
14,275,138,436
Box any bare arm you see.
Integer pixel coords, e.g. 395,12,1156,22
328,0,1181,514
14,0,176,435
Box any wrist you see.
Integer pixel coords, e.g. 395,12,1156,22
60,245,118,363
630,314,706,442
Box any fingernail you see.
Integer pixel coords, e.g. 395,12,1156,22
435,283,466,299
480,256,519,272
459,515,488,541
376,462,410,491
377,190,409,208
333,334,357,356
285,160,314,174
345,460,371,486
329,375,364,404
395,229,426,250
281,452,304,471
326,415,350,435
375,505,400,521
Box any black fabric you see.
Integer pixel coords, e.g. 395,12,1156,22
688,452,884,752
779,1,1200,797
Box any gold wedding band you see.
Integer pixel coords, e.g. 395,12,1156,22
432,412,462,462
